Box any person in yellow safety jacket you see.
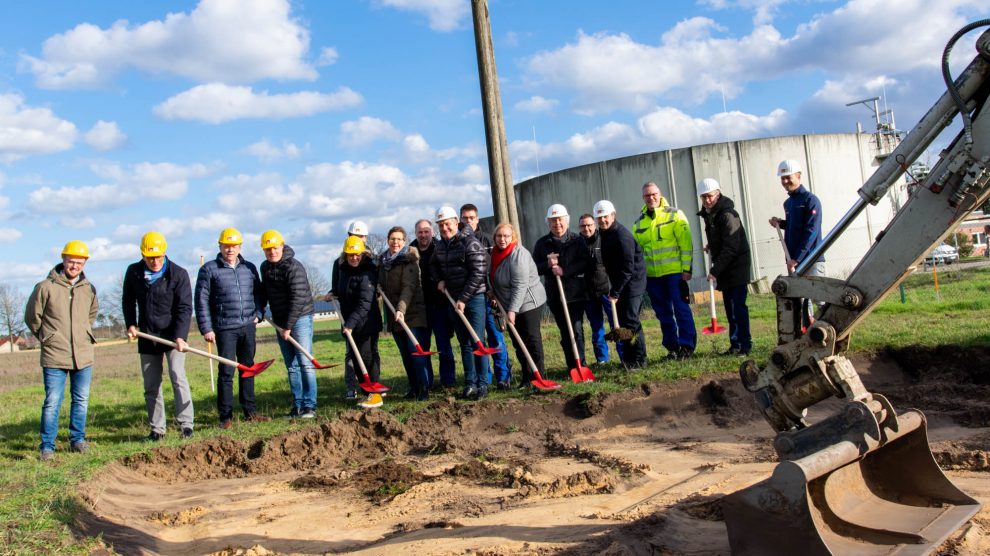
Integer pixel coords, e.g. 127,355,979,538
632,181,697,360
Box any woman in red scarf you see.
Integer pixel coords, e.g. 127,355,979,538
488,223,548,388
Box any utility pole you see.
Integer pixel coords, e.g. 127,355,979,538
472,0,520,234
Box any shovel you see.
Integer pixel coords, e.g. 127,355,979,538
774,221,794,276
554,275,594,383
491,302,559,391
134,331,274,378
265,318,338,369
332,300,390,394
603,297,633,342
701,278,726,335
442,289,500,356
378,288,435,356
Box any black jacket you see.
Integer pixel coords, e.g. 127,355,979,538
335,252,382,336
698,194,752,290
431,229,487,302
260,245,314,330
532,230,591,304
599,221,647,298
122,258,193,354
583,231,611,296
411,238,441,305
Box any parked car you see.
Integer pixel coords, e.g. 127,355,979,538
924,244,959,266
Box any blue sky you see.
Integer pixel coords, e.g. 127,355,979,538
1,0,988,294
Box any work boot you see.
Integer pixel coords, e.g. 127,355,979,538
145,431,165,442
460,386,477,399
70,441,89,454
220,419,233,430
475,386,488,400
182,427,194,439
40,450,55,461
679,347,694,359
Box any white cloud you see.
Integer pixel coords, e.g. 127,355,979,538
84,120,126,151
316,47,338,66
27,161,217,214
154,83,363,124
0,262,52,283
515,95,559,113
376,0,470,32
21,0,317,89
84,237,138,261
113,212,237,240
340,116,401,147
244,139,305,163
0,227,22,242
59,216,96,229
0,93,77,164
401,133,482,163
698,0,789,25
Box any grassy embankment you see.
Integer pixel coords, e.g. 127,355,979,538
1,265,988,554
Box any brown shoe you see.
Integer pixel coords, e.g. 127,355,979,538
245,413,270,423
220,419,233,430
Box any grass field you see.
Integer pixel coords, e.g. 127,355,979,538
1,265,989,554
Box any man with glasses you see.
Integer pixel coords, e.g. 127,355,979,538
633,182,697,360
25,241,99,461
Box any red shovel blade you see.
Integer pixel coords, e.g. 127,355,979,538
238,359,275,378
702,317,726,335
309,358,340,370
531,370,561,391
472,341,500,356
358,374,391,394
411,344,436,357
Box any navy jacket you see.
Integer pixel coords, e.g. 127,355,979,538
599,220,647,298
122,258,193,354
698,194,752,290
780,185,824,264
431,229,487,302
532,230,592,304
335,253,382,337
194,254,265,334
260,245,314,330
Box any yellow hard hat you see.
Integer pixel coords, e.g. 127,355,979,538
140,232,167,257
61,240,90,259
260,229,284,249
343,235,365,255
218,227,243,245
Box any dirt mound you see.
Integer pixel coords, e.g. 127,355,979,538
445,459,509,486
882,346,990,427
934,434,990,471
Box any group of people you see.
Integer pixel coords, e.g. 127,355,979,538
25,158,822,461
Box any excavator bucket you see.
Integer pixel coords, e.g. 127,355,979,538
724,407,980,555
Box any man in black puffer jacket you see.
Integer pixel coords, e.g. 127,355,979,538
697,178,752,356
195,228,268,428
259,230,316,419
431,205,490,399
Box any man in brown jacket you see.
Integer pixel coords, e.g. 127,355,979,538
25,240,99,461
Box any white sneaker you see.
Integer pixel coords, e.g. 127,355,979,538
299,410,316,419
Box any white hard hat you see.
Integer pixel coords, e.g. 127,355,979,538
777,159,802,177
593,200,616,218
697,178,721,196
347,220,369,236
546,204,569,219
435,205,458,223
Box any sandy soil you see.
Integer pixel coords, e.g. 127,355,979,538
72,346,990,555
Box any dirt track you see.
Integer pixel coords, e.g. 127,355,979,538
73,347,990,555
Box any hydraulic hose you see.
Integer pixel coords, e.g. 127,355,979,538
942,20,990,147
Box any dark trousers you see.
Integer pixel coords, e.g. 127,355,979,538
723,284,752,351
425,302,456,387
215,323,257,419
344,330,380,392
617,293,647,366
393,327,431,394
549,299,586,369
508,307,545,383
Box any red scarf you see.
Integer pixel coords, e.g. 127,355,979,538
490,241,517,283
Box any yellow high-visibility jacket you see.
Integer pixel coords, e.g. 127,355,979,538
632,198,693,278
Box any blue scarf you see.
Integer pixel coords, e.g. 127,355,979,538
144,258,168,284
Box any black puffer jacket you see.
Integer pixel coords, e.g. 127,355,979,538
599,220,647,298
698,194,752,290
122,258,192,355
431,229,487,302
260,245,313,330
336,252,382,336
532,230,591,304
412,238,440,305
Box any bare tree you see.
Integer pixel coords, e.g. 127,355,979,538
0,283,27,348
365,233,386,255
96,275,125,337
305,265,331,300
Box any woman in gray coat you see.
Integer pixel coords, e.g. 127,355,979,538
489,223,547,386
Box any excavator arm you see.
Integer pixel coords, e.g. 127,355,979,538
724,23,990,555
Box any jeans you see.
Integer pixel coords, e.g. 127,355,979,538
425,302,456,387
646,275,697,353
583,297,610,363
141,350,194,433
40,366,92,452
393,327,431,394
215,323,257,420
276,313,316,412
549,298,586,370
722,284,752,352
616,293,647,366
485,302,511,383
451,294,491,390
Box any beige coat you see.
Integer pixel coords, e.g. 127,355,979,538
24,266,99,370
378,247,427,332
